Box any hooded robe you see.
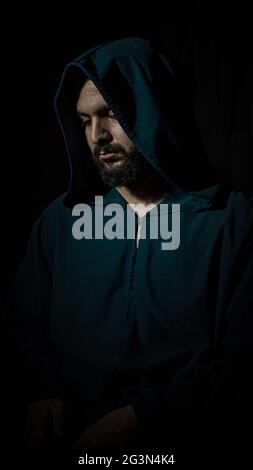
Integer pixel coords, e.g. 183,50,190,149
2,38,253,453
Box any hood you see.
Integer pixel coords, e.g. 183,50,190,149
54,37,227,209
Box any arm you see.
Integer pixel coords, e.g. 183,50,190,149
2,213,67,403
1,205,67,447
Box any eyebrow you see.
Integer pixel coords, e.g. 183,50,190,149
77,104,110,118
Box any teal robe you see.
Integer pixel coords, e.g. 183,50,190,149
2,38,253,452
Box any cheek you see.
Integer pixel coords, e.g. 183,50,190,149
85,129,93,150
113,124,133,148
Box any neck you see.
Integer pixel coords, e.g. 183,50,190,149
115,166,172,206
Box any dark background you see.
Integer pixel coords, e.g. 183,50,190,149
1,1,252,296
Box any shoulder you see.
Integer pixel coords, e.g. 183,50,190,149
222,189,253,255
27,193,70,263
225,190,253,230
33,193,69,233
226,189,253,213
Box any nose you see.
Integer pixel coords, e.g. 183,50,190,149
90,117,112,145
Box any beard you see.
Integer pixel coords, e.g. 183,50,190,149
91,143,148,187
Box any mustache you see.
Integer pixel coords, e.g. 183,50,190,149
93,143,126,159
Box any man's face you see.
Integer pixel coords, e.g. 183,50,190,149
76,80,147,187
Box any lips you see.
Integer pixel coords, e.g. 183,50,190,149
99,152,116,160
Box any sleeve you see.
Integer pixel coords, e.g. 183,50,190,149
1,205,68,407
119,214,253,449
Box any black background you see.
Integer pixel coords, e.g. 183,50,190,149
0,2,252,466
1,1,252,295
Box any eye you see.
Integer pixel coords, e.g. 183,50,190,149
80,118,90,128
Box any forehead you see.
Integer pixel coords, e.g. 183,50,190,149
76,80,107,112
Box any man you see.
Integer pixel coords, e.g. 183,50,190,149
2,38,253,456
